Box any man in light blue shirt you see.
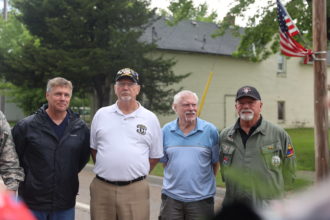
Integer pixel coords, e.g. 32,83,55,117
159,90,220,220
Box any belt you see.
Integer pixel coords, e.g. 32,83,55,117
96,175,146,186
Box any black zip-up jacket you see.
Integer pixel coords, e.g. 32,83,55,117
12,104,90,211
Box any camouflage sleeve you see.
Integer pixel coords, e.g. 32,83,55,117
282,130,296,186
0,111,24,190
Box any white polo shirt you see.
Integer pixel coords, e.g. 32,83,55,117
90,102,163,181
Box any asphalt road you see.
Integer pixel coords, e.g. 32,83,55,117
75,164,225,220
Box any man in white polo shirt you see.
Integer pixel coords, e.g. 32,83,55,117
90,68,163,220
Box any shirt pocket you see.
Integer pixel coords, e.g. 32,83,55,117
220,145,236,167
261,143,282,171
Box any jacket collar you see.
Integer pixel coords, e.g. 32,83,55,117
35,104,79,122
228,116,266,139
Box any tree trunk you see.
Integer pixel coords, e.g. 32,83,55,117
91,75,115,117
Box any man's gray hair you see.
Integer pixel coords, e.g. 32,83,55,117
46,77,73,93
173,90,199,105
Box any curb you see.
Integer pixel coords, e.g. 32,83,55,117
84,164,226,198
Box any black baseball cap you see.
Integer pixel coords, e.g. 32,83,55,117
115,68,139,84
235,86,261,101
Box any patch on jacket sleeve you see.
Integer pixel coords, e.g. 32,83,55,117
286,144,294,158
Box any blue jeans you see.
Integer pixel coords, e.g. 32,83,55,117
31,208,75,220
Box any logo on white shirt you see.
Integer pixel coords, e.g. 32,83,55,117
136,124,147,135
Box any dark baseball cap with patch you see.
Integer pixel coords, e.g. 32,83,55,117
115,68,139,84
235,86,261,101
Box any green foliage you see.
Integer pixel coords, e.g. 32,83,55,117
0,77,44,115
0,80,90,115
159,0,218,26
0,14,34,54
0,0,189,115
217,0,314,62
7,86,44,115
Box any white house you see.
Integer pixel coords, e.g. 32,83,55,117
141,17,329,129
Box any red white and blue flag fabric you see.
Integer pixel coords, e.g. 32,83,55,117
277,0,313,63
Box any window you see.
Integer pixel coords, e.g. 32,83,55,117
277,55,286,77
278,101,285,121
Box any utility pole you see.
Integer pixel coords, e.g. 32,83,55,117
0,0,7,112
3,0,7,20
313,0,329,182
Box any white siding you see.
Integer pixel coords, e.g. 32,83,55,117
156,50,326,129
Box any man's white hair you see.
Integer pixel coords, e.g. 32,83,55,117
172,90,199,111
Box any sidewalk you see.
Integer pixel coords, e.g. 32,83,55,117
76,165,315,220
77,165,225,219
296,170,315,182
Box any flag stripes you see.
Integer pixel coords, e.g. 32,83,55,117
277,0,313,63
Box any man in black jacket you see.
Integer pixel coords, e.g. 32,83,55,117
12,77,90,220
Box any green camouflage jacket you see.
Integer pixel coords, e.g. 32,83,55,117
0,111,24,190
219,118,296,207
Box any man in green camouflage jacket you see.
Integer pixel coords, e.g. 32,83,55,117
0,110,24,192
219,86,296,208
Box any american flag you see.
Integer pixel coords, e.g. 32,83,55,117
277,0,313,63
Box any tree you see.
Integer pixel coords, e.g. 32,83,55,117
159,0,218,25
0,14,41,114
215,0,329,62
0,0,188,115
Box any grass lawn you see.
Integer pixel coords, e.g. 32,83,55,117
150,128,321,190
286,128,316,171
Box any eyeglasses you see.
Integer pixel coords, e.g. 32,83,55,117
181,103,197,108
116,82,137,88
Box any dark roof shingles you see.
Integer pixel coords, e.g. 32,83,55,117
140,17,242,56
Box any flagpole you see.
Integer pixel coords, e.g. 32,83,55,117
313,0,329,182
197,72,214,117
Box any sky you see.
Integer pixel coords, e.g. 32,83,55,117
0,0,232,19
149,0,233,20
149,0,272,26
1,0,272,25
